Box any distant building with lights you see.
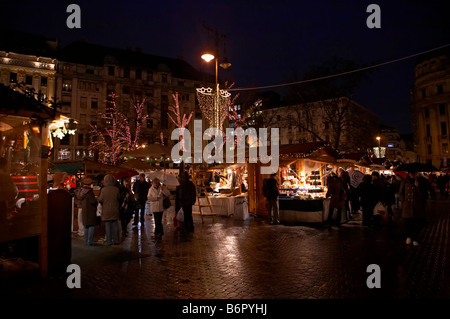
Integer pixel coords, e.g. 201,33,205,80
411,46,450,169
379,126,417,164
0,29,58,108
258,97,380,153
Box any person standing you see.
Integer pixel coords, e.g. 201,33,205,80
371,171,385,227
147,177,170,240
75,178,98,246
357,174,377,227
177,171,197,234
132,173,150,227
325,173,346,229
119,177,135,236
337,167,351,222
398,171,427,246
263,173,280,225
97,174,120,245
47,172,73,273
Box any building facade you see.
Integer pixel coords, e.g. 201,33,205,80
411,47,450,169
54,40,212,163
261,97,380,153
0,29,58,108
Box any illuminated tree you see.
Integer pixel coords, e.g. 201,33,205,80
89,93,148,166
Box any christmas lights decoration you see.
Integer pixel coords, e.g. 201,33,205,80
89,93,148,166
196,82,233,131
168,92,193,152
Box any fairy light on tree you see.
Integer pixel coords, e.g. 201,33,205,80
89,93,148,166
168,91,193,152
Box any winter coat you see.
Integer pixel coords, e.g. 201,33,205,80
148,184,170,213
74,186,98,226
398,176,426,220
326,176,345,209
97,174,120,221
357,180,377,212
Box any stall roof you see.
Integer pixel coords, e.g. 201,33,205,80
51,159,139,178
0,83,56,121
279,142,342,162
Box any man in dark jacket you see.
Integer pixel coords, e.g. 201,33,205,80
176,171,197,234
132,173,150,226
263,173,280,224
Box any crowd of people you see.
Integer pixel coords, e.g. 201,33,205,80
74,171,197,246
324,167,434,246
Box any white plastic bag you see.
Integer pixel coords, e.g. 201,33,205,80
176,207,184,222
373,201,387,216
96,203,102,217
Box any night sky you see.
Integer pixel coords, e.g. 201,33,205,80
1,0,449,134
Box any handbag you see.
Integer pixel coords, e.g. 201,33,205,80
163,195,172,209
373,201,387,216
176,207,184,222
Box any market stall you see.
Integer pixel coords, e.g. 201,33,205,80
0,83,59,277
192,164,249,220
275,142,341,224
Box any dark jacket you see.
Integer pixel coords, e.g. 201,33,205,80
75,186,98,226
399,176,426,221
357,177,377,212
133,179,150,202
326,175,345,208
177,180,197,208
263,177,279,200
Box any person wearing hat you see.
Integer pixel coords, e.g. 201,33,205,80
74,177,98,246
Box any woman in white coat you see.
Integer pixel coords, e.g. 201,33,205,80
147,177,170,239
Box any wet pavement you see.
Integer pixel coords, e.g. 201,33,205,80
1,198,450,303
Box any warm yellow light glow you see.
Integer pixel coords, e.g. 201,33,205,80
376,136,381,141
201,53,215,62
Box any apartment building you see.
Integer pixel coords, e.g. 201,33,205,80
54,40,212,162
411,46,450,169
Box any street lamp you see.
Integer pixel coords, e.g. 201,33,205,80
376,136,381,158
198,27,232,131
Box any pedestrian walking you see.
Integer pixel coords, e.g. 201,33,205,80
357,174,377,227
147,177,170,240
263,173,280,224
325,172,346,229
74,177,98,246
398,171,427,246
176,171,197,235
97,174,120,245
119,176,135,236
132,173,150,227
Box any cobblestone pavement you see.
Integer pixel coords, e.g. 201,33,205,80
2,199,450,301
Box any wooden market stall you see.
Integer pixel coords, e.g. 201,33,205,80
273,142,342,224
0,83,58,277
191,163,249,222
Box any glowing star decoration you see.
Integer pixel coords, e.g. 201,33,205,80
196,82,233,131
89,93,148,166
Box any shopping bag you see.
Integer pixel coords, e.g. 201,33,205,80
96,203,102,217
176,207,184,222
373,201,387,216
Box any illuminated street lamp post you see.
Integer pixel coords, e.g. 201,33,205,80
376,136,381,158
198,25,231,131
